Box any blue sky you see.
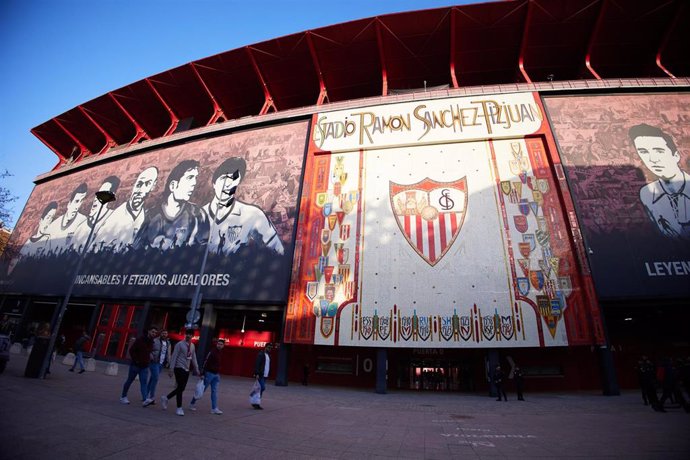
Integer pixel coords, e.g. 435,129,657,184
0,0,475,227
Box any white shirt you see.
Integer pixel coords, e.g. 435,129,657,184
640,170,690,240
90,202,145,252
264,352,270,378
202,200,284,255
46,212,87,253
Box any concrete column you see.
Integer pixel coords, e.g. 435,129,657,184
197,304,216,361
275,342,290,386
375,348,387,394
598,345,620,396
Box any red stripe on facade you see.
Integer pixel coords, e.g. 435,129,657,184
427,219,436,262
415,215,423,253
439,213,447,253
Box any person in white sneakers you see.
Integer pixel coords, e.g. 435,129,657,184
144,329,171,407
190,338,225,415
161,329,198,416
120,326,158,405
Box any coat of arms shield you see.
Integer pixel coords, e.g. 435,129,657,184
389,177,468,266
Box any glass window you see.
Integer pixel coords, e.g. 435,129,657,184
106,332,121,357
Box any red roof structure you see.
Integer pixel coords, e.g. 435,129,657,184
32,0,689,166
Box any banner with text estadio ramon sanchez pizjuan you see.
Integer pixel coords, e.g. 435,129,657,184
285,92,599,348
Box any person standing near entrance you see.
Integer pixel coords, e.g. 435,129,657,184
162,329,199,416
252,343,272,409
493,365,507,401
144,329,171,407
69,331,90,374
514,366,525,401
190,338,225,415
120,326,157,404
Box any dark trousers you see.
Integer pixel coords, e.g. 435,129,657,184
495,383,507,401
516,383,524,400
167,368,190,408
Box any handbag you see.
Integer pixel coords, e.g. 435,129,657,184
249,380,261,405
194,377,205,400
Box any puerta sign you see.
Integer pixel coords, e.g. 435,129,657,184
0,121,308,302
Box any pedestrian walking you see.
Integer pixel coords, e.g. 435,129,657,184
493,365,507,401
514,366,525,401
636,356,654,406
252,343,272,409
162,329,199,416
144,329,171,407
69,331,90,374
190,338,225,415
120,326,158,405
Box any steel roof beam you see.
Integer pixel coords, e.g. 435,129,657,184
245,46,277,115
108,93,151,146
450,7,459,88
375,19,388,96
145,78,180,136
584,0,606,79
77,106,117,155
30,128,67,165
518,0,534,83
190,62,227,124
52,118,89,161
306,32,329,105
656,0,683,79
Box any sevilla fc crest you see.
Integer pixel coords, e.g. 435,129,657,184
389,177,468,266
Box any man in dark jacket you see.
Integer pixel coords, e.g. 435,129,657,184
494,365,507,401
252,343,272,409
189,338,225,414
120,326,158,405
69,331,90,374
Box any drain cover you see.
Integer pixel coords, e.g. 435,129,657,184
450,414,474,420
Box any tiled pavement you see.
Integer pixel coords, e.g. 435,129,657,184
1,354,688,459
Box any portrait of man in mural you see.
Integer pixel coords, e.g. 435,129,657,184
202,157,284,255
136,160,209,250
629,123,690,240
6,201,58,274
71,175,121,252
91,166,158,252
45,182,88,254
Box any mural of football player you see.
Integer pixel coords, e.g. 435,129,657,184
91,167,158,252
136,160,209,250
202,157,284,255
71,175,121,252
629,123,690,239
7,201,58,274
45,183,88,253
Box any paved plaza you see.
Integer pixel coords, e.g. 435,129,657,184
0,353,688,459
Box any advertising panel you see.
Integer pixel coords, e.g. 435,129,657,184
286,94,593,348
0,121,308,302
544,94,690,300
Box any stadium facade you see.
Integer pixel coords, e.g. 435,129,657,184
2,0,689,393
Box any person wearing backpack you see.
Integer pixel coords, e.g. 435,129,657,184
189,338,225,415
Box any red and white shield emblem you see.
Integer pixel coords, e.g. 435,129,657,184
389,178,468,266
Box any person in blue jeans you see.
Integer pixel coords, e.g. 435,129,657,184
120,326,157,405
69,331,90,374
190,338,225,415
144,329,171,407
252,343,272,409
